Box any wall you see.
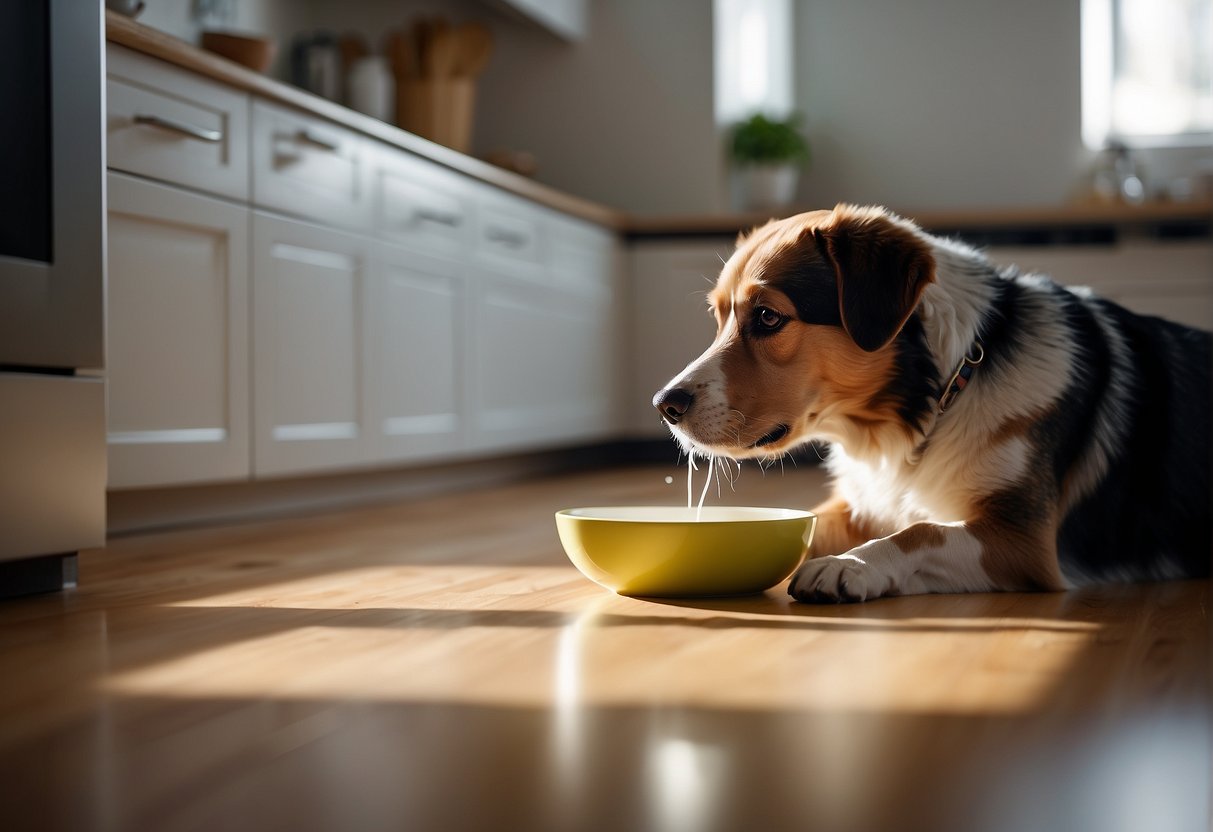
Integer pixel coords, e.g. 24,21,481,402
792,0,1082,210
472,0,722,214
128,0,1211,216
791,0,1211,212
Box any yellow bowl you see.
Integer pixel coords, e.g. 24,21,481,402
555,506,816,597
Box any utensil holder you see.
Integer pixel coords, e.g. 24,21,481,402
397,79,475,153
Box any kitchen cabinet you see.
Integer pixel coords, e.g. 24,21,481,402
473,213,617,451
102,39,623,495
374,147,473,259
627,241,728,437
252,101,374,231
252,212,372,476
107,46,250,201
371,243,470,462
106,173,251,488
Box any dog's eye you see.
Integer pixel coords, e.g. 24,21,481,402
755,307,785,331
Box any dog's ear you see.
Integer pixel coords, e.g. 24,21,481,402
813,206,935,352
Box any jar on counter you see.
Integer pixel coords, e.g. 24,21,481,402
347,56,394,123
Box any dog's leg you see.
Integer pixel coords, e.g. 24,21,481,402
788,519,1062,603
807,495,879,558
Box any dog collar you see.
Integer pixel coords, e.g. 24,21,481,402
938,341,985,413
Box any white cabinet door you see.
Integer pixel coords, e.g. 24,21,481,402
548,215,621,440
473,269,616,452
472,268,560,451
627,241,730,437
371,243,469,462
252,212,372,476
106,173,251,488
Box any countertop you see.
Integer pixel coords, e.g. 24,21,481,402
107,12,1213,238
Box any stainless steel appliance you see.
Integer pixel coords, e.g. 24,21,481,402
0,0,106,597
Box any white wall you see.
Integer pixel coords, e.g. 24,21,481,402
473,0,722,214
791,0,1210,211
792,0,1083,210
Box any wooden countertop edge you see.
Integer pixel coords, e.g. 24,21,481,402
106,13,1212,239
105,12,628,230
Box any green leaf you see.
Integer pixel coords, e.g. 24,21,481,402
729,113,811,166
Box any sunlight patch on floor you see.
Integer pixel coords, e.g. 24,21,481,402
103,594,1101,715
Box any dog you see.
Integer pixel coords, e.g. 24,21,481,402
653,204,1211,603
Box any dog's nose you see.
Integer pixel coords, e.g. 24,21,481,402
653,388,694,425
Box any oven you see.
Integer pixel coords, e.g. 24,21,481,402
0,0,106,596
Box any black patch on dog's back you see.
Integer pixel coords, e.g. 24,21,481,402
1057,300,1212,580
1039,285,1115,486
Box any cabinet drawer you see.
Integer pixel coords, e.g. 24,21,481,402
106,45,250,201
375,150,472,257
252,101,372,229
475,196,544,275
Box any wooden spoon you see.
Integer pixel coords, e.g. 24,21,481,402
385,29,412,81
427,19,457,79
454,22,493,78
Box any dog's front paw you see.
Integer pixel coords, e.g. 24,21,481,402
788,553,882,604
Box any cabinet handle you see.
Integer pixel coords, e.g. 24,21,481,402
486,227,529,249
295,128,341,152
133,113,222,143
415,208,463,227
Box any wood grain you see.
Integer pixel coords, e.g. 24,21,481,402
0,463,1207,831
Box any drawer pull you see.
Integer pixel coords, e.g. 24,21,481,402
486,227,529,249
415,208,462,227
133,113,222,143
296,128,341,152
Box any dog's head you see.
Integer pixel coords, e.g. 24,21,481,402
653,204,938,459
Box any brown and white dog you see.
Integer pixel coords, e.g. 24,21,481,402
653,204,1211,603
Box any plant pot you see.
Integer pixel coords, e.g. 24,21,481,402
738,164,800,210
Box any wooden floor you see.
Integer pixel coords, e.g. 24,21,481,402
0,463,1208,832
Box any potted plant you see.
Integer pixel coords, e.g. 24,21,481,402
729,113,810,210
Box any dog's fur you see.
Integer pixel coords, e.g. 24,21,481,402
654,204,1212,602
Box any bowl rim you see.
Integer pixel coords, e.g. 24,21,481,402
556,506,815,524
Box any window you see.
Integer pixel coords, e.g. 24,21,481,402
713,0,793,126
1082,0,1213,148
